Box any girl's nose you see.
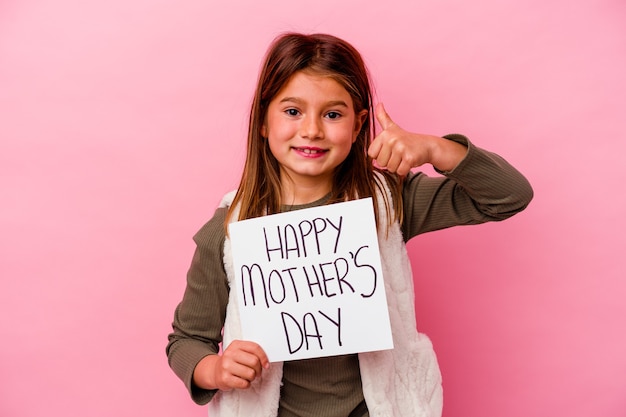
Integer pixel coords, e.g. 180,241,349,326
299,115,323,139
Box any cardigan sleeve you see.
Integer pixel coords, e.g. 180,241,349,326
401,134,533,240
166,207,230,405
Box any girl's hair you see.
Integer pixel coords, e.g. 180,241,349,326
226,32,402,229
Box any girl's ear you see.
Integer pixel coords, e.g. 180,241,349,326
261,123,267,138
353,109,368,141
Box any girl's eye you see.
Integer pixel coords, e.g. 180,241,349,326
285,108,300,116
326,111,341,119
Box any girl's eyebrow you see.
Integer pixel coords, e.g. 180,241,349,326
279,97,349,108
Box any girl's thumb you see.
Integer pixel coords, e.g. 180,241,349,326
376,103,393,131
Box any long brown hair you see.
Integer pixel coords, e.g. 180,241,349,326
227,32,402,229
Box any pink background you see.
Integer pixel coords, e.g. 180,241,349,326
1,1,625,416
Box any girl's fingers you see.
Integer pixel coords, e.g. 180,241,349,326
369,103,431,174
218,340,270,388
369,103,403,169
236,340,270,370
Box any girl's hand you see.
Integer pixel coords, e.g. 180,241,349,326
193,340,270,391
368,103,467,175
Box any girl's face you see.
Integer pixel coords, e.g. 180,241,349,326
262,71,367,198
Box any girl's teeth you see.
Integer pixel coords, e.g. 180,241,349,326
301,148,321,154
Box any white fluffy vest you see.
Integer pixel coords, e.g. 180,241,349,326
209,181,443,417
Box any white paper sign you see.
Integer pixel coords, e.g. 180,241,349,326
228,197,393,362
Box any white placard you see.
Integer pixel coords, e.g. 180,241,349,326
228,197,393,362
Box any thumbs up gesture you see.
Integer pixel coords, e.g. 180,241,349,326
368,103,467,175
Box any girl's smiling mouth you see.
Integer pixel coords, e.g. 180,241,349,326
293,146,328,157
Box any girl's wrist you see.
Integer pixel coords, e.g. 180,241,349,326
429,135,468,172
193,354,219,390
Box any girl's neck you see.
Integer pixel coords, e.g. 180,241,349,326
280,177,332,206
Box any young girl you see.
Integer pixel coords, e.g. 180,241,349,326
167,33,533,417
